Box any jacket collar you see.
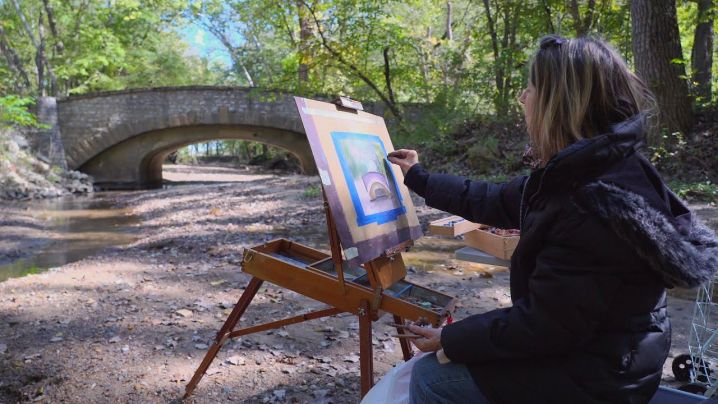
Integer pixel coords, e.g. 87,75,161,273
538,114,645,189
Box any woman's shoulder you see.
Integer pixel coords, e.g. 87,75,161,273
570,165,718,288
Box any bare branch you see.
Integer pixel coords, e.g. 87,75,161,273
383,47,396,106
200,18,255,87
11,0,39,48
541,0,555,33
42,0,64,53
302,1,403,121
445,1,453,41
0,26,31,91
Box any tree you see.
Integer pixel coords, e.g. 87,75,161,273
0,0,214,97
691,0,714,103
481,0,521,117
297,0,313,85
567,0,597,36
631,0,693,140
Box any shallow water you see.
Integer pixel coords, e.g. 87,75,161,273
0,194,140,282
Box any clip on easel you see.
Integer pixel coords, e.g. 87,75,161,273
183,98,456,400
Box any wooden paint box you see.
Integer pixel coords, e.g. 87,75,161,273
241,238,456,326
428,215,481,237
464,226,520,260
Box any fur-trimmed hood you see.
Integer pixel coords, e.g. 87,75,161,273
542,114,718,288
576,181,718,288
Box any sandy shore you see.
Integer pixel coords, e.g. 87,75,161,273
0,164,713,402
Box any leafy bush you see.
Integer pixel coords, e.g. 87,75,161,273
669,180,718,203
303,184,322,199
0,96,39,128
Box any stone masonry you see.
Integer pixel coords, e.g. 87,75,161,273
56,88,293,188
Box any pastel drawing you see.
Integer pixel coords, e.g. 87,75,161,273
362,171,391,201
331,131,406,226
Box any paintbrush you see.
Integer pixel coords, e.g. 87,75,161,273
391,334,423,339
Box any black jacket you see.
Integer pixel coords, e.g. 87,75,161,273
404,115,718,403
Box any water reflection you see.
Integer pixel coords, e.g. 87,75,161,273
0,194,139,282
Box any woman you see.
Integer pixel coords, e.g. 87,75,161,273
388,35,718,403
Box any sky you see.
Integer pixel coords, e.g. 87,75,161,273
180,23,233,67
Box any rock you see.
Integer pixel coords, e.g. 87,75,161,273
272,389,286,400
194,343,209,350
50,336,64,343
343,354,360,363
121,345,130,353
175,309,193,317
109,336,121,343
0,343,7,354
226,355,245,366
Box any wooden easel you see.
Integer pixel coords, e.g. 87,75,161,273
184,96,455,399
183,192,455,399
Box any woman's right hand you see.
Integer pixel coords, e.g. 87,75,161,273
387,149,419,176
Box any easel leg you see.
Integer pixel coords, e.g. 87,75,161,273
393,314,414,361
184,277,264,399
359,299,374,397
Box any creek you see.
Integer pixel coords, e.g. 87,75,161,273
0,193,140,282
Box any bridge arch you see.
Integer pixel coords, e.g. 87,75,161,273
80,124,313,188
57,87,328,189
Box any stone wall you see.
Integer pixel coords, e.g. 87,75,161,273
28,97,67,170
31,86,416,189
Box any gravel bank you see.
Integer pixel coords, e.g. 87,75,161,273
0,165,712,402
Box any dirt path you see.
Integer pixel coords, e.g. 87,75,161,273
0,164,714,402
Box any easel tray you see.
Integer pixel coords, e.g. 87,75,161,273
241,238,456,326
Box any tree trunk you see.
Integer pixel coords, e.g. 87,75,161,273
631,0,693,139
691,0,714,103
0,26,31,92
297,0,313,84
445,1,453,40
37,12,46,96
568,0,597,36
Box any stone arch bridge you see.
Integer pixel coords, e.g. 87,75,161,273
39,86,393,189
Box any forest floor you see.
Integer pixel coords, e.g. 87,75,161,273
0,164,716,403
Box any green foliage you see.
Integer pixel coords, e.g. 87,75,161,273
0,0,221,96
302,184,322,199
670,180,718,202
0,0,714,166
0,96,39,127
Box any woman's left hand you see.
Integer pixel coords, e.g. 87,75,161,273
407,324,442,352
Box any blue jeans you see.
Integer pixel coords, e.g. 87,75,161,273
409,353,491,404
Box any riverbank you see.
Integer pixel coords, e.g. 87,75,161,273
0,164,714,402
0,130,92,201
0,203,51,265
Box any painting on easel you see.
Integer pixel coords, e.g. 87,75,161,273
295,97,422,266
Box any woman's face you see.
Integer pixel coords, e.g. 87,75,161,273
519,82,535,127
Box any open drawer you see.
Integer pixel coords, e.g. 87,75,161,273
242,238,456,326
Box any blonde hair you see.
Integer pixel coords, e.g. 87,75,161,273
527,35,656,163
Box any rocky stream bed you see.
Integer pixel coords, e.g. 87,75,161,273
0,165,715,403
